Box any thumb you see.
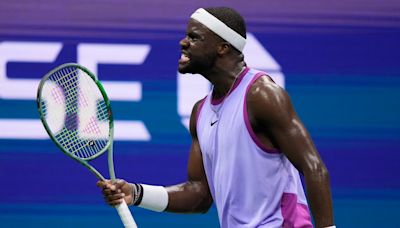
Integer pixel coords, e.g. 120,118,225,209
96,179,112,188
113,179,127,190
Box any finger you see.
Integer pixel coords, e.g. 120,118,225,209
101,181,117,191
102,188,115,196
105,192,125,201
96,180,107,188
97,179,113,188
113,179,126,189
105,193,125,204
109,198,124,206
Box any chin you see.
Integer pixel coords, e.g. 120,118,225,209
178,64,195,74
178,66,187,74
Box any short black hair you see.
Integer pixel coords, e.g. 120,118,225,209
204,7,247,39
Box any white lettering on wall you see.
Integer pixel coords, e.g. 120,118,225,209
0,42,151,141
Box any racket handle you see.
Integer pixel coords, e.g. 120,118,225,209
115,200,138,228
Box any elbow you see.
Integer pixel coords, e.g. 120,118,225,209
304,161,330,184
197,194,213,213
192,188,213,213
189,181,213,213
318,166,330,184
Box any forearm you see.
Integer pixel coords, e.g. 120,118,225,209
304,167,334,228
130,181,212,214
166,181,213,213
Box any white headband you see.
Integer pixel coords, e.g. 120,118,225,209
190,8,246,52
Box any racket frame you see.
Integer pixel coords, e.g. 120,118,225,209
37,63,137,227
36,63,116,181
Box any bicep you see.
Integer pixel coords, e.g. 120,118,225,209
249,79,323,173
269,113,322,174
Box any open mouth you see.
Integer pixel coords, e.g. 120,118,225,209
179,52,190,64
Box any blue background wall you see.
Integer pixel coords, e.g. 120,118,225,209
0,0,399,227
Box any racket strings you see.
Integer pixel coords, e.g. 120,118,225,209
41,66,110,159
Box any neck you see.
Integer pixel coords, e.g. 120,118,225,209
205,63,246,100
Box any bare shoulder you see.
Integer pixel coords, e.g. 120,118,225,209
246,75,295,125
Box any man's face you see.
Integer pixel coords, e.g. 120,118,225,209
178,19,219,74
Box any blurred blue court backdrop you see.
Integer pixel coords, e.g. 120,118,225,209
1,0,400,227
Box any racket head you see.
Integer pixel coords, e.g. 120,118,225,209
37,63,114,161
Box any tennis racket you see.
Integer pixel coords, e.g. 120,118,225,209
37,63,137,228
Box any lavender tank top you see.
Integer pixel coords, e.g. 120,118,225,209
196,68,313,228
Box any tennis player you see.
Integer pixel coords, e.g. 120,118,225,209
97,7,335,228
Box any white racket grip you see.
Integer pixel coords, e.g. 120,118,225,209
115,200,138,228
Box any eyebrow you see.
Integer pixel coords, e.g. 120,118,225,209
187,31,199,37
186,30,205,40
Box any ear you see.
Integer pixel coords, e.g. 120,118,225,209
217,42,230,55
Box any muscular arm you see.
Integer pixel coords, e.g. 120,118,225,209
247,76,334,227
97,100,212,213
165,99,213,213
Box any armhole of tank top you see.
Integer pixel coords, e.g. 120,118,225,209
243,73,280,154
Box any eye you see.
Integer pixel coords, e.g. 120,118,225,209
187,33,200,42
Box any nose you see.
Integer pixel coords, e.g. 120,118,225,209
179,36,189,49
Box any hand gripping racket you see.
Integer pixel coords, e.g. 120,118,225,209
37,63,137,228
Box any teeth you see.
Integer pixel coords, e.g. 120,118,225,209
180,53,189,62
